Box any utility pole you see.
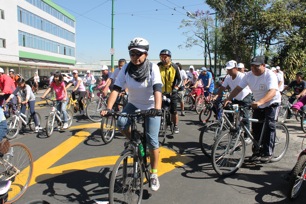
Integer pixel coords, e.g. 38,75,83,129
214,13,217,76
110,0,115,72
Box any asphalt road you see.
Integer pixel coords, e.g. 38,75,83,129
9,90,306,204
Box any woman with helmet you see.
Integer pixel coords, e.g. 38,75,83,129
101,37,162,191
158,49,182,134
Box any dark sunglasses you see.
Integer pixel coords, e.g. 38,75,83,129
129,51,144,57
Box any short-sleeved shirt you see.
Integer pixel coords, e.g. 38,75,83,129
288,80,306,96
115,62,162,110
198,72,214,93
83,74,96,85
71,77,86,91
239,68,281,108
110,68,122,90
276,72,284,92
50,81,66,100
179,70,188,86
222,72,251,101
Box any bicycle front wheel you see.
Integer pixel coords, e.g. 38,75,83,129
271,122,289,162
277,106,288,123
109,151,143,204
183,95,194,110
2,143,33,203
46,112,56,137
100,115,116,144
67,109,73,128
86,99,105,122
300,111,306,133
212,132,246,176
195,95,205,114
7,116,20,140
199,105,212,123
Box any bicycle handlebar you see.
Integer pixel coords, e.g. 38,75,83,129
103,109,162,118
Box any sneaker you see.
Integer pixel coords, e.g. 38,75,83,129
0,139,10,154
260,154,272,163
34,126,40,133
180,111,186,116
174,126,179,134
150,173,160,191
244,137,252,145
249,153,261,162
62,123,68,129
80,110,85,115
91,93,94,98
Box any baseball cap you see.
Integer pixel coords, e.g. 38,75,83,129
201,67,207,72
276,66,280,70
101,65,108,71
250,56,265,65
225,60,237,70
0,68,3,73
237,63,245,69
72,70,78,74
9,69,15,73
86,70,90,73
271,67,277,71
189,65,194,70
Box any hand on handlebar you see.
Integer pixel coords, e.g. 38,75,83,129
100,108,111,117
148,108,162,116
223,99,232,107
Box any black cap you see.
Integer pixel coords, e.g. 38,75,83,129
250,56,265,65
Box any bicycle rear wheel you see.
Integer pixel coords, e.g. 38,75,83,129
46,112,56,137
199,121,228,158
212,132,245,176
28,112,41,131
86,99,106,122
271,122,289,162
300,111,306,133
109,151,143,204
7,116,20,140
277,105,288,123
183,95,194,110
100,115,116,144
195,95,205,114
2,143,33,203
67,109,73,128
199,104,212,123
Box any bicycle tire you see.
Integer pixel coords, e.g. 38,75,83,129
287,154,306,200
45,112,56,137
100,115,116,144
199,105,212,123
212,132,246,176
28,112,41,131
109,151,143,204
6,116,20,140
301,111,306,133
183,95,194,110
277,106,288,123
199,121,228,158
86,99,105,122
159,109,167,145
195,95,205,114
271,122,289,162
3,143,33,204
67,109,73,128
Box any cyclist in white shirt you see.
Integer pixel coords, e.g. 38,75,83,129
176,62,188,116
83,70,96,98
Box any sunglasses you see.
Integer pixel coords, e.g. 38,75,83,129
129,51,144,57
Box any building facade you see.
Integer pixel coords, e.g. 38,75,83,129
0,0,76,79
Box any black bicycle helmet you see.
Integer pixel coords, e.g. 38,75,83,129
159,49,172,57
128,37,149,52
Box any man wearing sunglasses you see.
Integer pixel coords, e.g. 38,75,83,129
225,55,281,163
158,49,182,134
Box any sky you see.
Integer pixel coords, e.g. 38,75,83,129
51,0,213,64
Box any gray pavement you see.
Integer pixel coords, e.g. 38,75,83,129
9,95,306,203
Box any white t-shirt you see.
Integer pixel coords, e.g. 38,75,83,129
222,72,251,101
83,74,96,85
179,70,188,86
239,68,281,108
110,68,121,81
72,77,86,91
115,62,162,110
277,72,284,92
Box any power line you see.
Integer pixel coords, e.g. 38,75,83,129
79,0,110,16
152,0,186,15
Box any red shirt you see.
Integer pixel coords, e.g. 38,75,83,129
0,74,16,94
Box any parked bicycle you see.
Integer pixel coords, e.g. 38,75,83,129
45,100,73,137
287,138,306,200
108,109,161,204
7,106,41,139
211,104,289,177
0,140,33,203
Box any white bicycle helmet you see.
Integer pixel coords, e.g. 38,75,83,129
128,37,149,52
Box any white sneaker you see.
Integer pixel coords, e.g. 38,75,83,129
91,93,94,98
150,173,160,191
34,126,39,133
63,123,68,129
244,137,252,145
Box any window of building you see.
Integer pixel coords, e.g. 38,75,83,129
0,9,4,20
0,38,6,48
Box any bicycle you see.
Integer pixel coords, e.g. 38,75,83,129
195,89,211,114
45,100,73,137
66,91,87,115
211,104,290,177
278,91,300,123
198,98,222,123
108,109,161,204
6,106,41,139
0,140,33,203
86,91,107,122
159,95,174,145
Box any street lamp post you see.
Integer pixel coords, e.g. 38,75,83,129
214,13,217,77
110,0,115,72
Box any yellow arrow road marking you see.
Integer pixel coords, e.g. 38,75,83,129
26,123,191,188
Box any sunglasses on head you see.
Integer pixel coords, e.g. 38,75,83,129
129,51,144,57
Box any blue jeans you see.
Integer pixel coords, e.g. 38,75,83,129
57,100,68,123
0,120,7,141
20,100,39,126
117,103,161,150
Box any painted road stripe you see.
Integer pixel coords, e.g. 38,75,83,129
28,123,191,187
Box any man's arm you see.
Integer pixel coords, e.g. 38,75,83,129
252,89,277,109
213,86,226,100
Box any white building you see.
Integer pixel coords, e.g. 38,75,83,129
0,0,76,79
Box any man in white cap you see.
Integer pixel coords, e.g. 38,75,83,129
214,60,253,144
83,70,96,98
275,66,284,92
237,63,246,74
276,66,284,78
101,65,110,82
187,65,197,85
